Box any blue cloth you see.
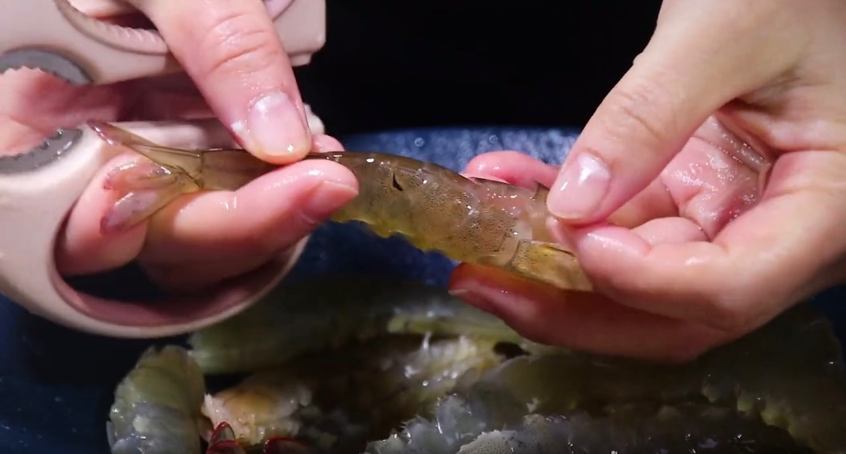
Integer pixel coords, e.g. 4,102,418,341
0,127,842,453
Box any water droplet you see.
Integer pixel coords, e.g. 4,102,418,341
413,137,425,147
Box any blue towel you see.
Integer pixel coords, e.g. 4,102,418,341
0,127,842,453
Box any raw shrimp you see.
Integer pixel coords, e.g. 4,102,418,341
88,120,592,292
104,278,846,454
366,306,846,454
456,406,810,454
367,401,811,454
206,421,317,454
187,276,522,375
107,345,207,454
201,335,504,452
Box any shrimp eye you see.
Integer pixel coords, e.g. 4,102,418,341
391,174,404,191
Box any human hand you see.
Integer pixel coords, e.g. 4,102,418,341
450,0,846,362
0,0,358,297
122,0,317,163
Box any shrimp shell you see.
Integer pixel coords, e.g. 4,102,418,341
88,120,592,292
187,277,521,375
456,406,810,454
107,345,207,454
200,335,504,451
366,307,846,454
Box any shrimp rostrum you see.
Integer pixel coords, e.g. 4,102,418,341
88,121,591,292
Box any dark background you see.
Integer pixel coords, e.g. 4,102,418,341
295,1,663,136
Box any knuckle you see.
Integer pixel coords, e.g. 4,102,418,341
195,9,286,81
600,80,676,157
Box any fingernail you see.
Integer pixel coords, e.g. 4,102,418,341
300,179,358,224
548,153,610,220
233,92,311,157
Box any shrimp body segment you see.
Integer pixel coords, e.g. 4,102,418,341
88,121,592,292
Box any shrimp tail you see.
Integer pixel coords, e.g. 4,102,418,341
88,120,205,172
89,120,204,234
100,160,200,234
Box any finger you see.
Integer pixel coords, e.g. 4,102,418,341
56,154,149,276
449,262,724,362
130,0,311,163
137,159,357,262
626,217,707,246
464,151,677,228
311,134,345,153
464,151,559,189
142,247,293,292
546,3,805,223
570,151,846,336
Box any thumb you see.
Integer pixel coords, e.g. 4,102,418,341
546,2,804,223
129,0,311,164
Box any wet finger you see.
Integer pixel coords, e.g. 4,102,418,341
449,262,724,363
463,151,677,228
463,151,559,189
627,217,707,246
138,159,357,262
311,134,345,153
569,151,846,336
129,0,311,163
56,154,149,276
660,119,767,239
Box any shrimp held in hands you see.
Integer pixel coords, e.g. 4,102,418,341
88,120,592,292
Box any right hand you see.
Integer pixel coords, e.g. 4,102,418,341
450,0,846,362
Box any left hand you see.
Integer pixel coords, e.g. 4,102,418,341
0,69,354,295
449,0,846,362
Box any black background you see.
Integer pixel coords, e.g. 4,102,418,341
295,0,663,136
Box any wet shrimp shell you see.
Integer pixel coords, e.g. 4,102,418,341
107,346,206,454
366,307,846,454
187,276,521,375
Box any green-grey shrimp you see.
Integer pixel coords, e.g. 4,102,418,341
367,306,846,454
200,335,504,452
107,345,207,454
105,277,846,454
87,120,591,292
368,400,812,454
187,276,521,375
